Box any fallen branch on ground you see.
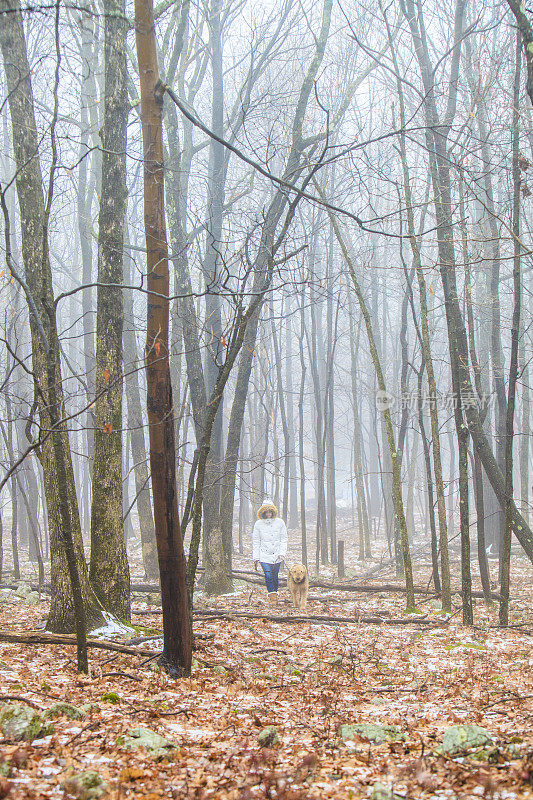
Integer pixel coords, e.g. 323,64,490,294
0,630,154,656
0,694,42,709
131,575,501,601
132,608,447,626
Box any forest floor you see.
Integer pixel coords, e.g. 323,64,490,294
0,540,532,800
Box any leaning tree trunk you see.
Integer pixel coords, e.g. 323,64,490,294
135,0,192,676
0,0,105,636
89,0,131,621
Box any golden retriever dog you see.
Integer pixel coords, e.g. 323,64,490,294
287,563,309,611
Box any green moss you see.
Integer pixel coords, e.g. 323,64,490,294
101,692,120,704
128,624,161,636
61,770,108,799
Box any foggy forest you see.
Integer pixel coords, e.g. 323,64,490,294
0,0,532,797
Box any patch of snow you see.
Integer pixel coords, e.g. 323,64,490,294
89,611,135,639
166,722,217,740
32,735,54,747
40,766,62,777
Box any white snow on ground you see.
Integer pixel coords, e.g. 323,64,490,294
89,611,135,638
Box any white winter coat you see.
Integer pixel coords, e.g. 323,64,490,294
252,517,287,563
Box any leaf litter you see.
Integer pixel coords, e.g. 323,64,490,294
0,552,532,799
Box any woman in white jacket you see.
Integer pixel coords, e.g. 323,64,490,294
252,501,287,605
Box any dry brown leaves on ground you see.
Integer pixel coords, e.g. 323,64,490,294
0,563,532,800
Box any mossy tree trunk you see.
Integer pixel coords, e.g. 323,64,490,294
89,0,130,621
0,0,105,636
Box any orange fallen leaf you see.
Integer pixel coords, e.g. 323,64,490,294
103,368,111,383
119,767,146,781
154,340,161,356
104,423,113,435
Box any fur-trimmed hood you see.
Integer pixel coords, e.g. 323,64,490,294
257,501,278,519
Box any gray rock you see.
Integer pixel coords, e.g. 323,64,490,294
340,723,405,744
0,759,11,778
0,702,51,741
45,702,86,721
116,726,174,757
61,770,108,799
439,724,493,756
371,782,404,800
258,726,280,747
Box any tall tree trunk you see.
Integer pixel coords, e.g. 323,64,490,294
271,301,291,521
459,178,492,604
89,0,130,620
76,9,98,524
4,390,20,579
349,302,371,559
285,315,299,529
500,33,522,627
0,0,105,637
307,276,328,566
201,0,228,595
135,0,192,675
298,287,308,567
519,327,530,525
403,0,533,565
417,366,440,592
325,262,337,564
326,208,416,610
123,240,158,580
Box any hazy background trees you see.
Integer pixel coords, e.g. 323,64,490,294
0,0,532,656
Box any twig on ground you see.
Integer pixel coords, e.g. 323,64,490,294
0,694,42,710
65,720,99,745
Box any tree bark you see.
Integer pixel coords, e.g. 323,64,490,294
0,0,105,637
500,33,522,627
135,0,192,676
403,0,533,564
89,0,131,620
325,207,416,610
123,238,158,580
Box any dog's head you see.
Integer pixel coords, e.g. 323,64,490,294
290,564,307,584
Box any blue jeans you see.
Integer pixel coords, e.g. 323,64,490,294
260,561,280,593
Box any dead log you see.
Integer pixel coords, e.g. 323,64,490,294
129,576,500,601
193,609,443,625
0,630,154,657
132,608,445,626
